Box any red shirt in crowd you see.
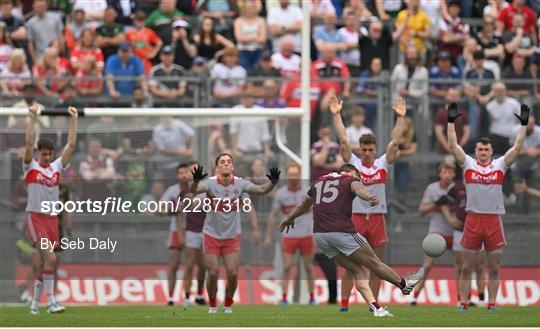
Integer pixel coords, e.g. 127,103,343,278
498,3,537,34
311,57,350,95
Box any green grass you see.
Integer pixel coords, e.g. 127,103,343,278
1,304,539,327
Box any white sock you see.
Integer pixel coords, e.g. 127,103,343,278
30,279,43,309
43,272,57,306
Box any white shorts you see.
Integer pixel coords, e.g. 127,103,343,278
185,231,203,249
314,232,367,259
453,230,484,252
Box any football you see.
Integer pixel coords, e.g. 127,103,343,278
422,233,447,258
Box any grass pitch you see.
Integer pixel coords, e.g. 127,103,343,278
1,304,539,327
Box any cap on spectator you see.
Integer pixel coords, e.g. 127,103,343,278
437,51,451,61
172,19,189,29
472,50,485,60
193,56,206,65
448,0,461,7
119,41,131,52
161,45,173,55
134,10,146,21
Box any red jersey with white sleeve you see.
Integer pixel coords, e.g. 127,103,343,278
349,153,388,214
272,184,312,237
308,173,359,234
200,175,255,239
24,158,64,214
462,155,507,214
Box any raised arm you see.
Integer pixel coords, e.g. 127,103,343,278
329,95,352,162
247,168,280,195
24,105,38,165
190,165,209,194
386,97,407,164
447,103,467,166
504,104,529,167
61,107,78,167
279,196,314,233
351,181,379,206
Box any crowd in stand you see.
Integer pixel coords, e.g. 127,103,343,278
1,0,540,213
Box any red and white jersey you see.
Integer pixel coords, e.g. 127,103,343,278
24,158,64,214
272,184,312,238
462,155,507,214
200,175,255,239
349,153,389,214
421,181,455,236
160,183,183,232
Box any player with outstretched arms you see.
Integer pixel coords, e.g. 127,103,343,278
280,164,424,317
330,95,406,312
263,163,317,305
25,105,78,315
190,154,280,314
447,102,529,311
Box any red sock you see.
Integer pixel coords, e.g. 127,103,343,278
371,301,381,310
282,293,287,301
169,289,174,299
209,297,217,307
197,287,204,295
460,302,468,309
309,293,314,301
224,296,234,307
487,303,495,309
413,290,420,298
341,299,349,309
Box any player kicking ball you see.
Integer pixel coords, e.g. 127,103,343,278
263,163,317,305
279,164,424,317
447,103,529,311
25,105,78,314
190,154,280,314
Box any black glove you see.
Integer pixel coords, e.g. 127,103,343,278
447,103,462,123
434,195,455,206
266,167,281,184
514,104,530,126
191,165,208,183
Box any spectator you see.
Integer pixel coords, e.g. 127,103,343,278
438,1,470,61
434,88,470,154
258,80,284,108
74,57,104,96
458,37,496,77
79,138,117,201
87,117,123,154
502,13,536,66
120,116,155,156
483,0,509,19
234,0,267,70
193,16,234,62
271,36,301,77
108,0,140,26
267,0,303,53
464,50,496,104
146,0,184,46
0,21,13,71
337,13,361,75
475,14,505,64
394,116,417,207
229,92,274,175
390,46,428,108
33,47,70,97
149,45,187,106
105,41,147,99
248,51,281,98
152,116,194,157
497,0,537,38
171,19,197,70
0,48,30,96
429,51,461,100
207,123,231,168
393,0,431,57
72,0,106,29
419,0,448,40
342,0,373,23
140,181,166,206
346,106,373,154
26,0,64,65
358,20,393,71
126,10,163,74
310,123,343,180
532,48,540,101
485,81,521,154
280,71,321,118
56,84,85,110
510,115,540,213
96,6,126,60
314,13,346,53
64,9,87,52
356,57,383,131
248,157,267,182
120,162,147,207
197,0,237,39
210,47,246,107
502,53,534,105
310,0,336,20
374,0,404,21
185,56,208,99
70,29,105,74
0,0,26,48
132,86,152,108
311,43,351,97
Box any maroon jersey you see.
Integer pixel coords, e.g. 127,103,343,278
448,179,467,231
308,172,359,234
180,184,206,233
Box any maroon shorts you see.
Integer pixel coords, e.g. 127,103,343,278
282,236,315,256
461,213,506,252
351,213,388,248
26,212,59,248
203,234,240,256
